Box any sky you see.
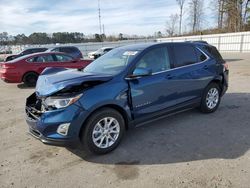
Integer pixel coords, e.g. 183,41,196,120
0,0,214,36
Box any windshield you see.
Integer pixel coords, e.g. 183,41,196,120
84,48,140,75
96,48,103,53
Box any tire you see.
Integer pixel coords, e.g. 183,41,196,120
23,72,38,87
200,83,221,113
81,108,125,154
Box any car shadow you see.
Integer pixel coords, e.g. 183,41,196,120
224,58,243,62
17,83,35,89
67,92,250,165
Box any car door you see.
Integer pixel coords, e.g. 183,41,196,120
53,54,80,68
170,43,215,105
28,54,57,74
128,46,177,120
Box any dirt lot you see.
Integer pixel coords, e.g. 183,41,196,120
0,53,250,188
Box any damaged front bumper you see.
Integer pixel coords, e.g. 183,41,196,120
25,93,87,147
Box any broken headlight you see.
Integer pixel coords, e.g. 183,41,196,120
44,94,82,109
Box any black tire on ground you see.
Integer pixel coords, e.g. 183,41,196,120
81,107,125,154
200,82,221,113
23,72,38,87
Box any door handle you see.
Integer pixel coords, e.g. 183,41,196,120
166,74,174,80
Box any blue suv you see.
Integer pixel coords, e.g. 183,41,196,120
25,42,229,154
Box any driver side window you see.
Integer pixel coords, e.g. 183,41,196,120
136,47,170,73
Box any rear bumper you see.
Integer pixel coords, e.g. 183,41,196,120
0,71,22,83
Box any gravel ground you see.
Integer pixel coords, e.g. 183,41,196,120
0,53,250,188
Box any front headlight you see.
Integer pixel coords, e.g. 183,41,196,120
44,94,82,109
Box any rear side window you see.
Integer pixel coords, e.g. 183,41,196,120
195,48,207,62
173,44,197,67
35,55,54,63
27,57,35,62
104,48,112,52
51,48,60,52
21,49,32,55
32,48,47,53
136,47,171,73
55,54,73,62
203,46,224,63
60,47,76,53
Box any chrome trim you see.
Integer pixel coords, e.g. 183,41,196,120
125,46,210,79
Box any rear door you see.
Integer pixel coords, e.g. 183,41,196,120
170,43,215,104
27,54,57,74
53,54,81,68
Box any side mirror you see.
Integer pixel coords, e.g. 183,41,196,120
127,67,152,79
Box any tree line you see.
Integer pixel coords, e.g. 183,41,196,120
1,0,249,45
0,32,147,45
166,0,250,37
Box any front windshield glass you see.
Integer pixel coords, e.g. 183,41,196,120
96,49,103,53
84,48,140,75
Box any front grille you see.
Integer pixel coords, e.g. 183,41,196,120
26,93,43,120
26,106,42,120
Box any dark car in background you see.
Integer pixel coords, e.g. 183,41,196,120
47,46,83,59
0,52,92,86
5,47,48,61
25,42,229,154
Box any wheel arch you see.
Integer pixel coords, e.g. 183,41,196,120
22,71,39,82
79,104,131,138
208,75,224,93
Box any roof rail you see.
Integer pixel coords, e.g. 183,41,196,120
186,40,208,44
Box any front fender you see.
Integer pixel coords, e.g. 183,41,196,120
77,81,133,132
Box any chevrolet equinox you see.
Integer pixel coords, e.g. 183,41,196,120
26,42,229,154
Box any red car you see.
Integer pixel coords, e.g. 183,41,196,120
0,52,92,86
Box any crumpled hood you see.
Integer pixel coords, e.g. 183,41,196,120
36,68,113,97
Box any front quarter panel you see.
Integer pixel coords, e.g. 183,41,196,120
79,80,132,122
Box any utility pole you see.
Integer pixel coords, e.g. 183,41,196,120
103,24,105,35
98,0,102,35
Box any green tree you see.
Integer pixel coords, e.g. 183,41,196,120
94,34,102,42
0,32,9,45
28,33,51,44
118,33,123,40
14,34,29,44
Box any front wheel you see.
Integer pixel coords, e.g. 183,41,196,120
200,83,221,113
81,108,125,154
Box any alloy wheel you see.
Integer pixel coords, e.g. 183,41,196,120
206,88,219,109
92,117,120,149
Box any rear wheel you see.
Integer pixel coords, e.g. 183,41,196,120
23,72,38,87
200,83,221,113
81,108,125,154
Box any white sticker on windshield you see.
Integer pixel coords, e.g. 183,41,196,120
123,51,138,56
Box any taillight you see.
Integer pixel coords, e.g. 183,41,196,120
223,62,229,72
1,64,15,69
1,64,7,69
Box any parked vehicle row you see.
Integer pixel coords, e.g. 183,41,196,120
0,52,91,86
5,48,48,61
25,42,229,154
5,46,83,62
0,46,91,86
